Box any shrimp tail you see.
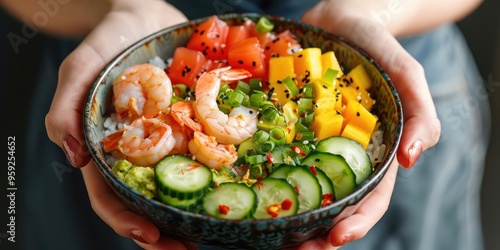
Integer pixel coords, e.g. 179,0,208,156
102,129,124,152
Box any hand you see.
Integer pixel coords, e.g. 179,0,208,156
44,0,192,248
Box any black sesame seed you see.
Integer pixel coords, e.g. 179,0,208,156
238,60,244,64
349,77,353,83
216,34,220,38
213,47,217,53
336,110,341,115
200,30,205,35
252,61,256,67
249,110,254,114
298,54,303,58
339,83,344,87
265,46,271,50
315,158,320,162
356,86,360,90
277,80,283,84
286,93,290,98
201,42,205,46
194,29,199,33
323,85,328,89
356,112,360,116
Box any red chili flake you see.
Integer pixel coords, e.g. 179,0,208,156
266,204,280,218
295,133,303,141
266,152,274,164
219,204,230,215
256,179,266,191
281,199,293,210
187,163,201,171
294,186,300,195
321,193,334,207
309,165,318,176
291,145,307,157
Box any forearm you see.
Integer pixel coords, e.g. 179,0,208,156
324,0,483,37
372,0,483,37
0,0,111,37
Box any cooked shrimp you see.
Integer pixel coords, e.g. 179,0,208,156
188,131,238,170
161,113,189,155
170,100,203,132
113,63,172,121
193,67,258,145
102,112,188,160
110,115,176,166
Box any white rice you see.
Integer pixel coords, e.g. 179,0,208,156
148,56,168,69
366,126,387,167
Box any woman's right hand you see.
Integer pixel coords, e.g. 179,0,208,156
44,0,194,248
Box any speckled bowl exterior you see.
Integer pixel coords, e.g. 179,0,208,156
83,13,403,250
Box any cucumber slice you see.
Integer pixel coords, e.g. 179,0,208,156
315,136,372,184
302,152,357,199
155,155,212,200
268,165,322,214
202,183,257,220
285,166,322,213
252,178,299,219
157,191,201,212
268,164,294,179
312,167,336,205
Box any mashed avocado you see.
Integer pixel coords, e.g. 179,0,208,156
112,159,156,199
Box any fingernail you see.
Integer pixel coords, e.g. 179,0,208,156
407,140,423,168
333,234,354,247
62,135,85,167
129,230,148,244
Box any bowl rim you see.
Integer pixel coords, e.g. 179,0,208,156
83,13,403,225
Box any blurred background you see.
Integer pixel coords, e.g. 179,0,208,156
457,0,500,249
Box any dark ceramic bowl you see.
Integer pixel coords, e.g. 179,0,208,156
83,13,403,250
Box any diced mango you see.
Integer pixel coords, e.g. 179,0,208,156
344,64,373,90
338,75,375,111
293,48,323,88
312,111,344,141
268,56,295,105
321,51,344,78
313,98,339,117
341,124,371,149
341,101,378,136
312,80,339,100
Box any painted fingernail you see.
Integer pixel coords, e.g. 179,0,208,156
333,234,354,247
129,230,148,244
407,140,423,168
62,135,87,168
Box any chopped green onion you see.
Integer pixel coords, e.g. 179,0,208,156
225,89,246,107
250,164,263,178
269,127,286,146
283,76,300,97
170,95,184,104
173,84,188,98
253,130,270,144
219,84,231,94
255,16,274,34
297,98,314,111
236,81,250,95
244,154,267,165
296,117,311,132
301,83,314,98
258,101,275,111
218,103,232,114
261,107,280,123
250,91,268,107
249,78,262,95
303,111,315,123
258,141,275,154
322,68,339,87
295,131,315,142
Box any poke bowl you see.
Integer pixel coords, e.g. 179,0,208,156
83,13,403,250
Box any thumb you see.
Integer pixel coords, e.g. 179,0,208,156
45,43,106,167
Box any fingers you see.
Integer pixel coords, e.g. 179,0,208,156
81,162,163,245
45,45,105,167
328,160,399,247
134,237,197,250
